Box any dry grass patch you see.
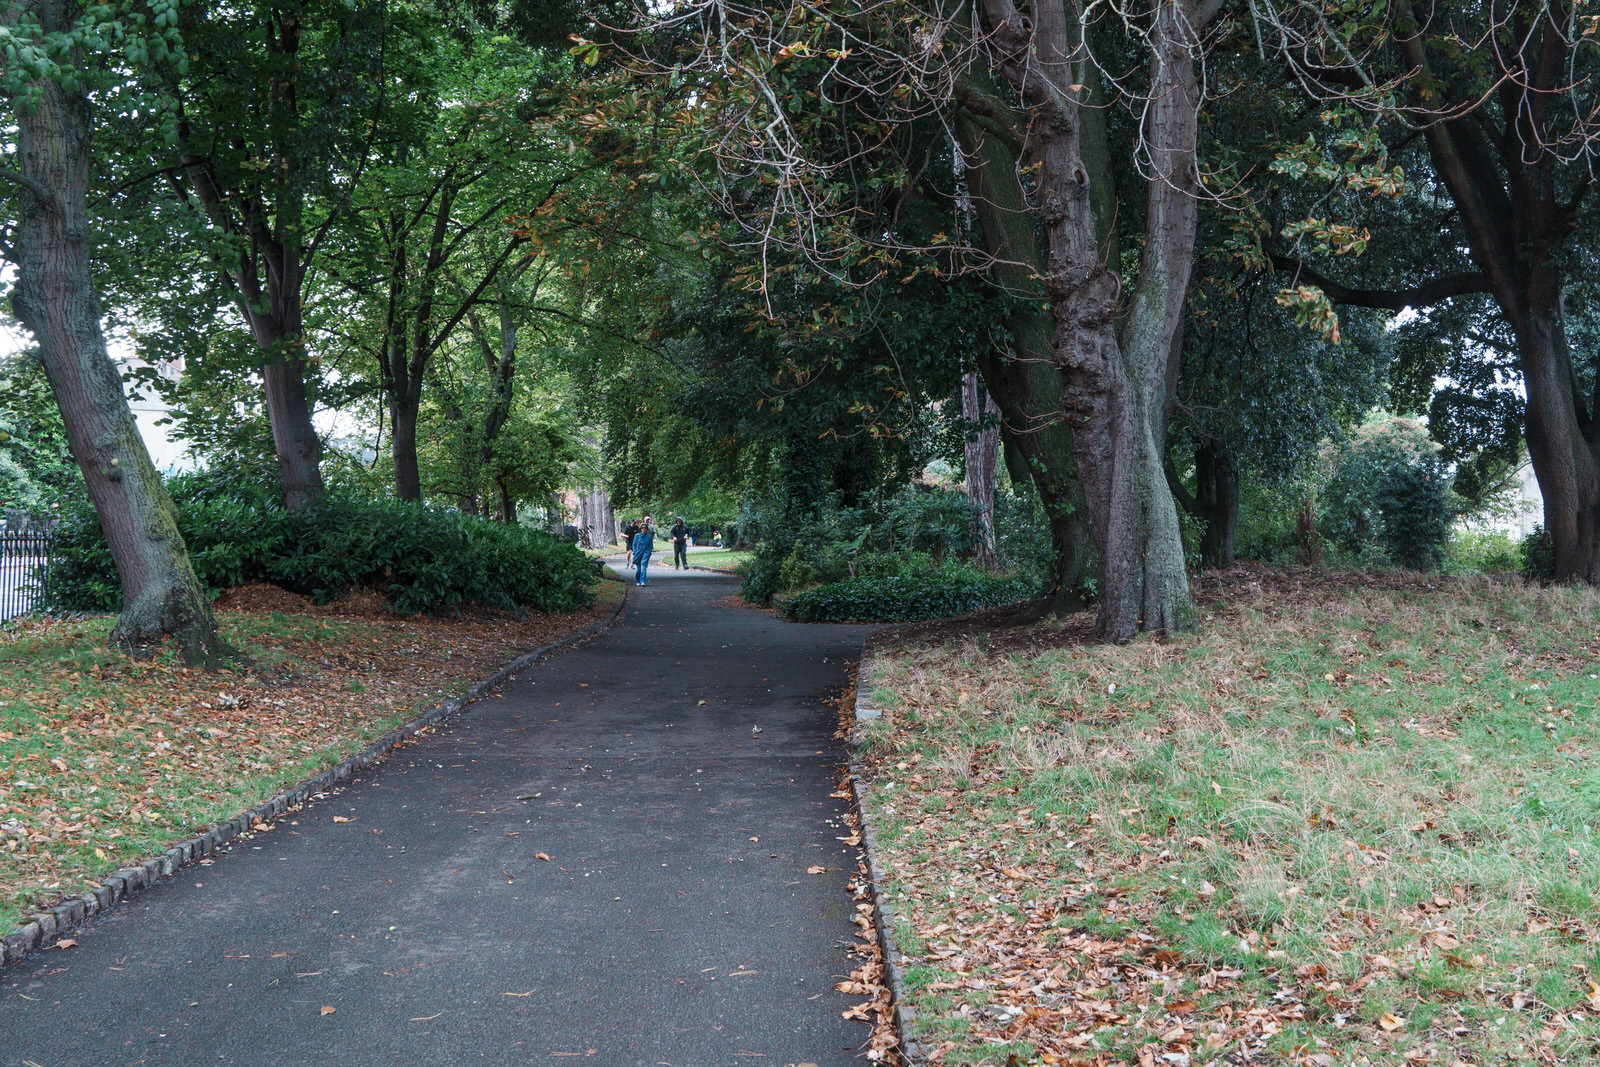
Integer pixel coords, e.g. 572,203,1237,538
0,579,622,933
857,569,1600,1065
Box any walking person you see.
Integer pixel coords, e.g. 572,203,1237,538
670,516,689,569
621,518,639,563
631,517,656,586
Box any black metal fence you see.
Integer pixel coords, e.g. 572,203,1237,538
0,529,53,621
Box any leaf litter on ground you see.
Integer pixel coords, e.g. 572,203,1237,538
854,565,1600,1066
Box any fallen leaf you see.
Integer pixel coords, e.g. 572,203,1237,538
320,1005,336,1017
536,852,551,862
1587,980,1600,1011
1000,866,1030,881
332,816,350,824
53,938,77,950
807,865,827,875
1378,1011,1405,1032
502,990,533,997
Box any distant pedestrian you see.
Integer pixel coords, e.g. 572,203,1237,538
631,518,656,585
622,518,639,561
670,517,689,569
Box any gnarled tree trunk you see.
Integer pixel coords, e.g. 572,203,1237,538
954,102,1095,612
981,0,1205,640
9,0,229,666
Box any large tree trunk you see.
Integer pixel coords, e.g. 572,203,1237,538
258,343,323,512
981,0,1203,641
1514,297,1600,582
390,388,423,503
961,371,1002,569
954,102,1095,612
9,0,229,666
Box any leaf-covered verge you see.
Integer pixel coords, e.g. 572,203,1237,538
0,578,623,935
855,567,1600,1065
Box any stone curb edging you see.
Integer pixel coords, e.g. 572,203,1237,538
0,583,629,971
848,641,927,1066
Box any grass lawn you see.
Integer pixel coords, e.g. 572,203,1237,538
856,567,1600,1066
688,548,754,573
0,577,623,935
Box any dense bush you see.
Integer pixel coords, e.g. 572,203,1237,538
780,562,1037,622
41,473,597,615
1231,476,1310,565
738,483,1053,606
1321,418,1453,570
1520,524,1556,580
1447,529,1521,573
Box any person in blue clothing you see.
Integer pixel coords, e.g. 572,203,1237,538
631,517,656,585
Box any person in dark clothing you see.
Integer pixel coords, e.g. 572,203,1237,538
670,517,689,569
621,519,639,561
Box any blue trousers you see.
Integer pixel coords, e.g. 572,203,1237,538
635,552,651,583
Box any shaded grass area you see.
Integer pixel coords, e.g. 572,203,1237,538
857,570,1600,1065
0,579,623,934
687,549,753,573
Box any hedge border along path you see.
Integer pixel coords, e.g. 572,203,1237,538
850,639,927,1066
0,581,629,969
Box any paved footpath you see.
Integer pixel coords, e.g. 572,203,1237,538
1,563,875,1066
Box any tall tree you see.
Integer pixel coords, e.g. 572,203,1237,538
640,0,1226,638
1265,1,1600,582
1,0,227,664
126,0,399,511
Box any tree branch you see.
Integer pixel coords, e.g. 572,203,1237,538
1269,253,1492,311
0,168,59,207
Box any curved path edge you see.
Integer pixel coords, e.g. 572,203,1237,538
0,580,630,971
850,639,927,1066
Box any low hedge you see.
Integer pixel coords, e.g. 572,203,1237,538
41,479,596,616
779,567,1037,623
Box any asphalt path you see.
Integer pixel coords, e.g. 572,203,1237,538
1,561,875,1066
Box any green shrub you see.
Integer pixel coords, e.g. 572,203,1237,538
40,475,596,616
1520,524,1556,580
780,562,1037,623
1321,417,1453,570
993,486,1052,583
854,550,936,581
1448,529,1521,573
777,541,820,593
